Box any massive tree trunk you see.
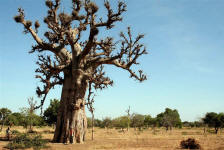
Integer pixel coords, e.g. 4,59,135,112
53,71,88,143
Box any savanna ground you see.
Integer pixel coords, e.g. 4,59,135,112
0,126,224,150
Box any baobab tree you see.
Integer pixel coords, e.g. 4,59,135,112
14,0,147,143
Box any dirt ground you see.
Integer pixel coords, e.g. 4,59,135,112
0,126,224,150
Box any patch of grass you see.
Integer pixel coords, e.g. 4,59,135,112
207,129,216,134
181,132,188,135
5,133,48,150
11,130,20,135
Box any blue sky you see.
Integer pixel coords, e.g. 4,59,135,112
0,0,224,121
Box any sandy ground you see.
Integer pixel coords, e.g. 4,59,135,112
0,126,224,150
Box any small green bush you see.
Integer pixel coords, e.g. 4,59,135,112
5,133,48,150
11,130,20,135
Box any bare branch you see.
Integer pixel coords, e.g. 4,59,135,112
92,27,147,82
95,1,127,29
34,55,64,109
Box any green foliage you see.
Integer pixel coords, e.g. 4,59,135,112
203,112,224,133
194,121,204,128
144,115,157,128
112,116,129,129
43,99,60,125
87,117,92,128
87,117,103,128
100,117,113,128
6,113,19,126
20,107,45,128
130,113,145,129
0,108,12,124
182,121,204,128
0,108,12,120
94,119,102,127
156,108,182,130
11,130,21,135
5,133,48,150
0,108,12,131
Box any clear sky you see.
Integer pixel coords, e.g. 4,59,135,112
0,0,224,122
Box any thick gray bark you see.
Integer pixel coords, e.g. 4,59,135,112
53,73,87,143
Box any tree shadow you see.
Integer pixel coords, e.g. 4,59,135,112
0,136,11,141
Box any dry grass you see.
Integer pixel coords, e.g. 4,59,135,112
0,126,224,150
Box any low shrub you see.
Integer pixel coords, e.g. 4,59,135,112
11,130,20,135
180,138,201,149
5,133,48,150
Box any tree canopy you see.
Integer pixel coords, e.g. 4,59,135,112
203,112,224,134
156,108,182,130
43,99,60,125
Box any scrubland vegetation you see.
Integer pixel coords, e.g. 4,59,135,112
0,126,224,150
0,100,224,149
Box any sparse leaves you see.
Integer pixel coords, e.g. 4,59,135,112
14,0,147,109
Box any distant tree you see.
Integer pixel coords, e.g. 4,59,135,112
43,99,60,125
94,119,102,127
182,121,194,128
219,113,224,129
87,118,102,128
144,115,152,128
6,113,20,127
101,117,113,129
125,106,131,131
31,114,45,126
0,108,12,131
112,116,129,131
194,121,204,128
203,112,224,134
87,117,92,127
130,113,145,130
156,108,181,131
20,97,37,130
150,118,158,128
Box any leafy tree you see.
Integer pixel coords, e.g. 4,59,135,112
144,115,152,128
20,97,38,130
156,108,182,130
31,114,45,127
101,117,113,129
0,108,12,131
43,99,60,125
94,119,102,127
203,112,224,134
194,121,204,128
87,117,92,128
14,0,147,143
113,116,129,131
87,118,102,128
182,121,194,128
130,113,145,130
6,113,20,126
